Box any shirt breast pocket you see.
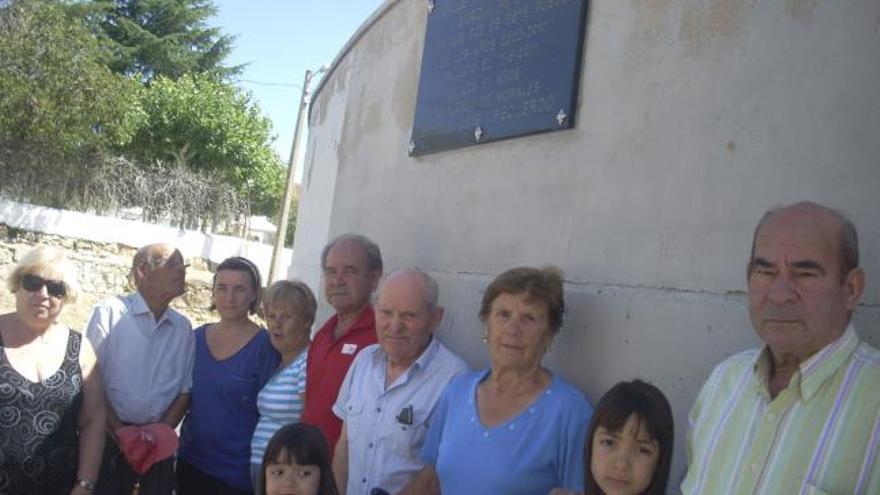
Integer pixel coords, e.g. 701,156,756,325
224,375,259,412
390,406,428,462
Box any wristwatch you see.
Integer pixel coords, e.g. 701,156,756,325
75,478,97,492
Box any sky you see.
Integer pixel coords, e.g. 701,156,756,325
213,0,385,180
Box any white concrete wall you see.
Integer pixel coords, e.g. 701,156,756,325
0,199,292,282
291,0,880,486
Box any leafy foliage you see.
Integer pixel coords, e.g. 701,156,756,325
125,74,285,216
0,0,144,157
0,0,285,230
93,0,242,81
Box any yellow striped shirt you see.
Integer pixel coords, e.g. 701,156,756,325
682,324,880,495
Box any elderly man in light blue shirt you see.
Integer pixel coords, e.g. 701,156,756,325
86,243,195,495
332,268,468,495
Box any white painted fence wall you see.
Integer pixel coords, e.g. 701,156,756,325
0,199,292,282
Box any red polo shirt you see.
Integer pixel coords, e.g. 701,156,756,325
302,305,377,453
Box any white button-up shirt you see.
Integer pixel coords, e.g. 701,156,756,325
86,292,194,424
333,339,468,495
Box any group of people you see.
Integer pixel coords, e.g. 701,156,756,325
0,200,877,495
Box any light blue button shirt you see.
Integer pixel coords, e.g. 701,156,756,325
86,292,194,424
333,339,468,495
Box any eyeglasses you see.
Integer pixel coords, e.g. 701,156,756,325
21,274,67,299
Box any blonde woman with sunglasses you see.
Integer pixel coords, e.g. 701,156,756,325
0,246,106,494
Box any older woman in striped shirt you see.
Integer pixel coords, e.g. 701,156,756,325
250,280,318,488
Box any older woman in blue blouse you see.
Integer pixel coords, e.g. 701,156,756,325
400,267,592,495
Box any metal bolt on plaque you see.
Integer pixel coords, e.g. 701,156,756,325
427,0,435,13
556,109,568,126
408,140,416,154
474,126,483,142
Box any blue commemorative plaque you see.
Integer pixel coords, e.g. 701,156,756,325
409,0,589,156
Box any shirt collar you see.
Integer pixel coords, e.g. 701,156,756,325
798,323,859,400
131,291,175,326
411,337,439,373
340,304,375,333
130,291,153,316
752,323,859,401
373,337,440,379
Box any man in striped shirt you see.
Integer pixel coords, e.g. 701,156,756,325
682,201,879,495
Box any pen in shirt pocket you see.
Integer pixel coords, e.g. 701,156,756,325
396,404,414,425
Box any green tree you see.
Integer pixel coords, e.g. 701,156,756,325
94,0,241,81
127,74,284,215
0,0,144,157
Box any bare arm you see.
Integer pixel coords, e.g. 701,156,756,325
332,423,349,495
396,465,440,495
160,393,191,428
73,337,106,494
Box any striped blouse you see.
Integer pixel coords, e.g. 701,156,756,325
682,324,880,495
250,350,308,466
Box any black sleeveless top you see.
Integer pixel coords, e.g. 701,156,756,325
0,329,83,495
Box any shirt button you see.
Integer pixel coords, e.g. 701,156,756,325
368,442,373,448
483,432,489,438
362,478,367,483
376,407,382,412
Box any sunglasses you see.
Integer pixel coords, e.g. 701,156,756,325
21,274,67,299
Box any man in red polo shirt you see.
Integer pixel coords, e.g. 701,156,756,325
302,233,383,453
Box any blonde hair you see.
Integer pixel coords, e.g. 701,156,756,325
262,279,318,328
7,246,80,303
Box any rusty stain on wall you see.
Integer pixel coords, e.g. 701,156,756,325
628,0,752,59
630,0,677,45
679,0,749,55
625,0,678,69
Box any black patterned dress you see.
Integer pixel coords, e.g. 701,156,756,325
0,329,83,495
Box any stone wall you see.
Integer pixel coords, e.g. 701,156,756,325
0,224,217,330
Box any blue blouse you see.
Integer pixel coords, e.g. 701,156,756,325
179,324,280,491
421,369,592,495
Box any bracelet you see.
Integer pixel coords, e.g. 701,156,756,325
75,478,96,492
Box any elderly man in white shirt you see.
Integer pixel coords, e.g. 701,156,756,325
86,243,195,495
332,268,468,495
